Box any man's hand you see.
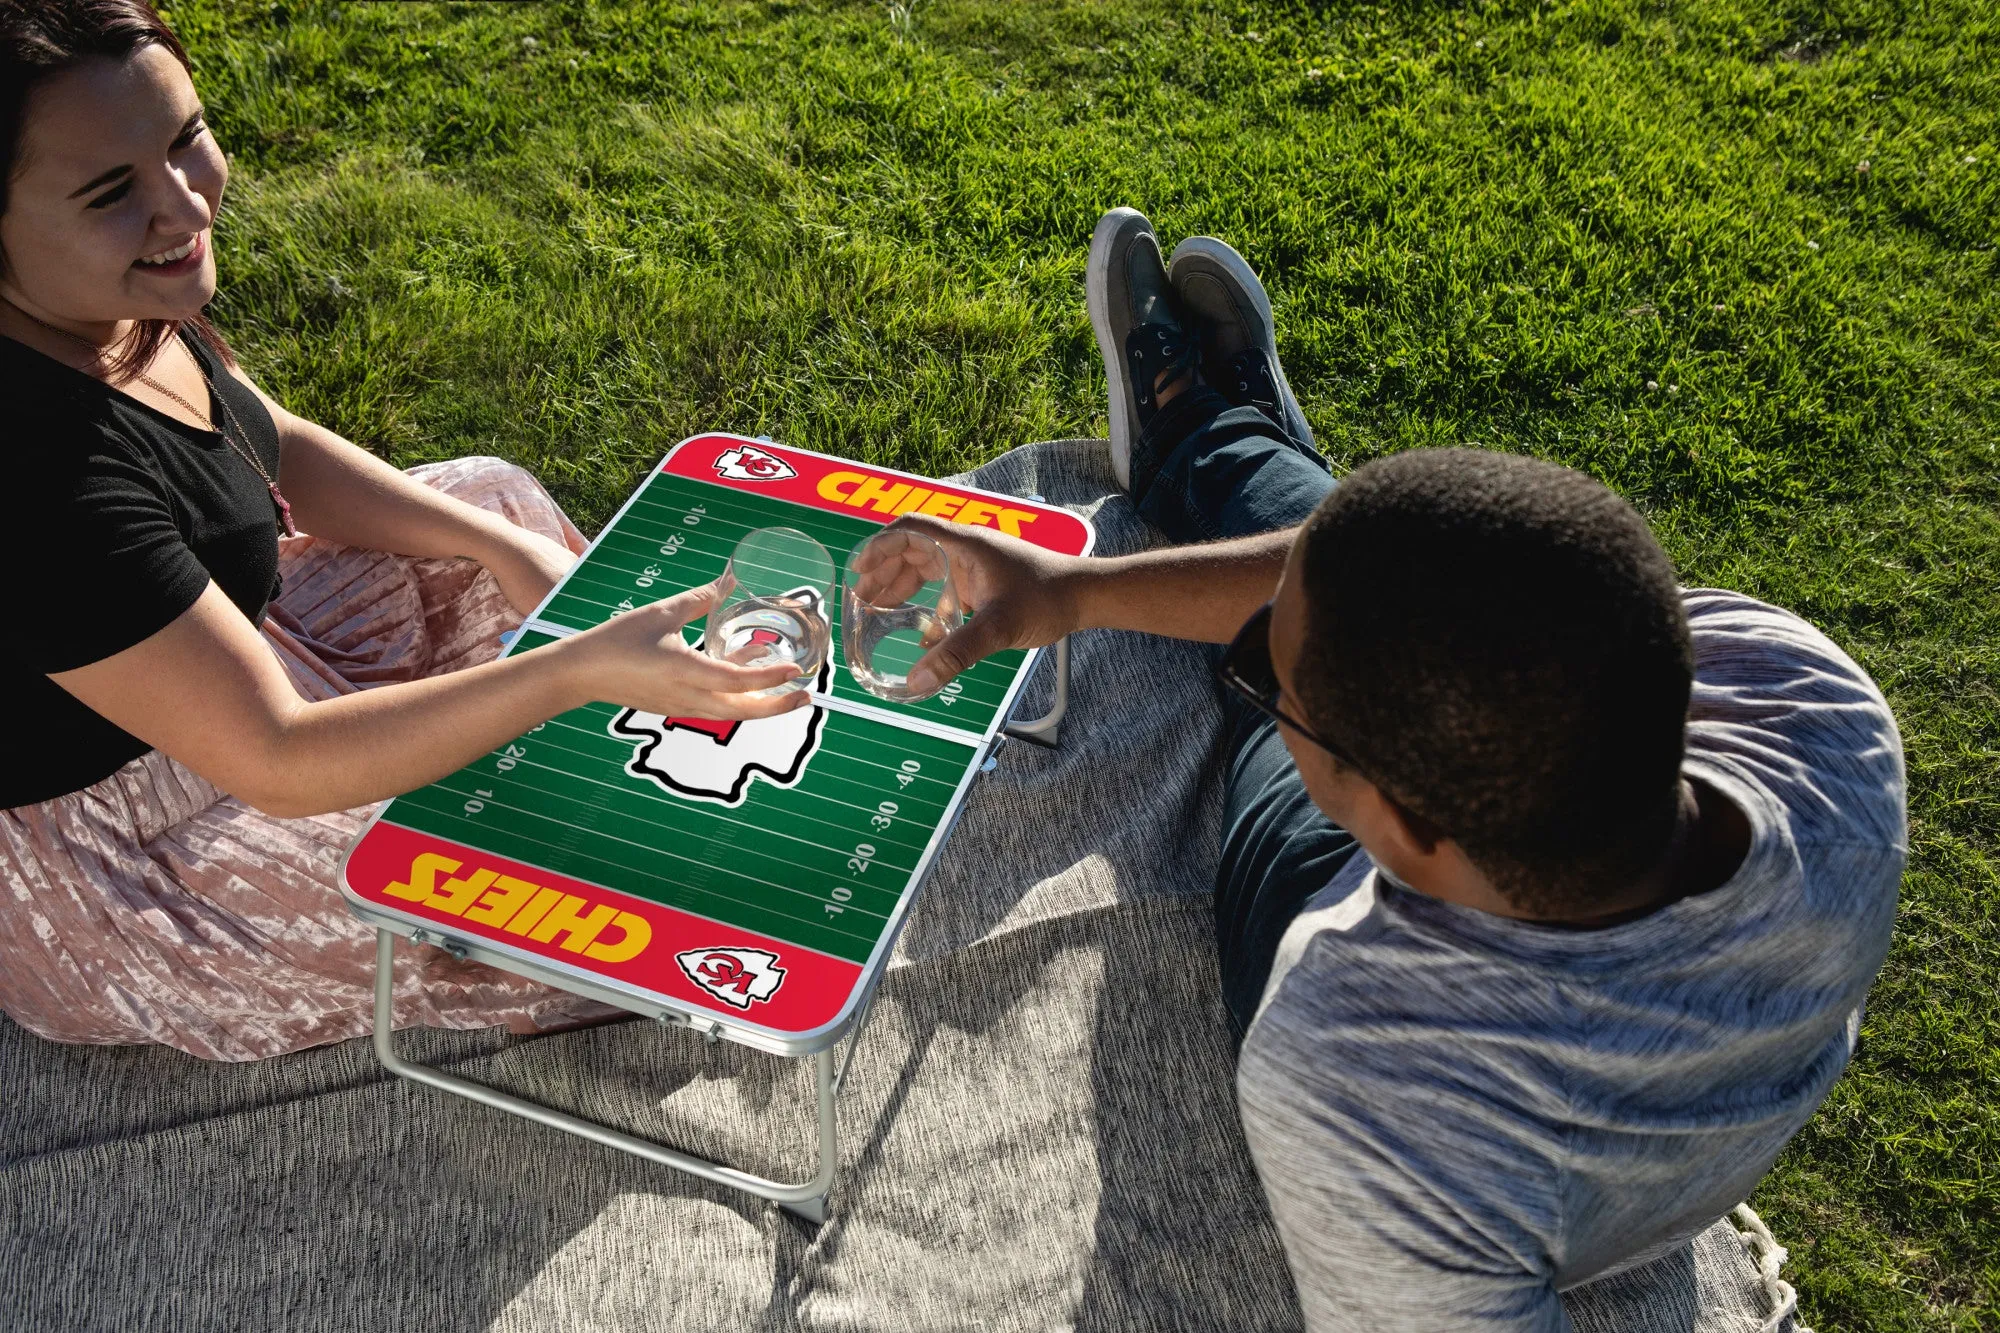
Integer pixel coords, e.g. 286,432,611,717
878,513,1299,694
882,514,1085,695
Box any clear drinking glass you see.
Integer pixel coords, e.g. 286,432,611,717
704,527,835,696
841,530,963,702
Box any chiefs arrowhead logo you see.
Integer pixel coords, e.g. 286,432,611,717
713,444,797,483
677,947,786,1009
608,588,829,806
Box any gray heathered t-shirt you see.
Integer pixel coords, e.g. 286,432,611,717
1237,590,1905,1331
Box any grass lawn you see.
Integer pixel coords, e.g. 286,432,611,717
167,0,1995,1326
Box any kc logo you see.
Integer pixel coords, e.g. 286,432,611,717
712,444,797,483
607,589,829,806
677,946,786,1009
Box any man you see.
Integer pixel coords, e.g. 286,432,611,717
893,208,1904,1329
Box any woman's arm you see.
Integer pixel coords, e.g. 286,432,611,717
51,580,805,818
238,371,574,615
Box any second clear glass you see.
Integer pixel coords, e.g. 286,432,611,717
841,529,963,702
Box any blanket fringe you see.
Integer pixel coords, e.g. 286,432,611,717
1732,1203,1811,1333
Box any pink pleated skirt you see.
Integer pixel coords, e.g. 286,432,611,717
0,457,617,1061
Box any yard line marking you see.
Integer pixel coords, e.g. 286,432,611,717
488,728,938,856
451,753,925,871
517,619,986,746
529,707,963,794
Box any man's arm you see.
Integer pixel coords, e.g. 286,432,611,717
880,513,1297,694
1071,529,1297,640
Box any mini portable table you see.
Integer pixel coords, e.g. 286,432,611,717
341,434,1094,1221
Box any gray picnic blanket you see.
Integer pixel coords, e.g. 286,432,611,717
0,439,1798,1332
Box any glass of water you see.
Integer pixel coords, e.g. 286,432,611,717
841,529,963,702
704,527,835,696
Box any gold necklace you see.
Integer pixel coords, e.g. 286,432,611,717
13,308,296,537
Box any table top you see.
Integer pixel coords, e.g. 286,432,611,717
342,435,1095,1054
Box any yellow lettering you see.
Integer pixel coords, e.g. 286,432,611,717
847,477,912,515
817,471,865,504
502,887,566,937
582,911,653,963
996,508,1039,538
821,472,1041,537
384,852,460,902
426,867,497,917
528,894,620,953
464,874,543,928
952,497,1000,528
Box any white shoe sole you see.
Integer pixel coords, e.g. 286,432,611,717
1087,207,1149,490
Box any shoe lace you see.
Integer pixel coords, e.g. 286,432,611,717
1126,325,1198,409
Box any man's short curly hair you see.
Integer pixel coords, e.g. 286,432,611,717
1293,448,1693,916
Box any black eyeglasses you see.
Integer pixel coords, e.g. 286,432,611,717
1214,602,1362,770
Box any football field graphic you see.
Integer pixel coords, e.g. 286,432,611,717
341,435,1094,1050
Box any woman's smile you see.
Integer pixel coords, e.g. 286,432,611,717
133,228,206,277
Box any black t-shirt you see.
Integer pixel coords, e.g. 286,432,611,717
2,330,285,807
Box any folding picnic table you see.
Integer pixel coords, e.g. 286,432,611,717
341,434,1095,1222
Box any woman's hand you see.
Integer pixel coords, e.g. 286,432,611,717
557,578,812,720
878,514,1087,695
480,526,580,619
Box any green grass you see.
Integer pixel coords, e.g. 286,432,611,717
165,0,1996,1325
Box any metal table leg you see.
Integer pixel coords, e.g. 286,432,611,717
370,930,836,1223
1003,636,1070,747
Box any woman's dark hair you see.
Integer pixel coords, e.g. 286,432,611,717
1294,448,1694,916
0,0,232,379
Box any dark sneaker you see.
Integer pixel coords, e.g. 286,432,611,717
1167,236,1317,454
1087,207,1196,489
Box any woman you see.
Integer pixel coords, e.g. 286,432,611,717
0,0,806,1060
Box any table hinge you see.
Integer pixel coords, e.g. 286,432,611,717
406,927,467,961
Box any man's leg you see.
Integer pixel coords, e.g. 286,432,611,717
1128,385,1329,545
1089,209,1361,1048
1129,387,1360,1048
1210,697,1361,1047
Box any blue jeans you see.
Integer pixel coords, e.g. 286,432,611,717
1130,389,1361,1049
